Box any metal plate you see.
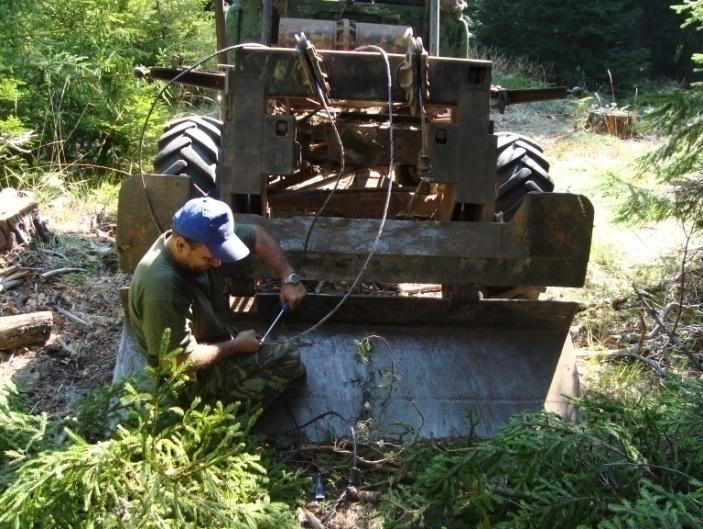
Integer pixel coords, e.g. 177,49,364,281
235,192,594,287
233,295,580,440
116,174,191,273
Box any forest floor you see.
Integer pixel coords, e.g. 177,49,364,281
0,104,693,420
0,194,126,417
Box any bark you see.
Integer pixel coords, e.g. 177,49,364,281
0,188,51,253
0,311,53,351
587,109,635,139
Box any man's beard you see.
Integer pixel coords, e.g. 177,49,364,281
179,262,210,277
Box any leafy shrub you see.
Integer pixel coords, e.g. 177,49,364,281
614,1,703,231
0,341,301,528
383,376,703,528
0,0,215,176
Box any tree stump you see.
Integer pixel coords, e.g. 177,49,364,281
0,311,53,351
587,109,636,139
0,188,51,253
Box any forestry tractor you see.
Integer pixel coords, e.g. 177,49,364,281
117,0,593,439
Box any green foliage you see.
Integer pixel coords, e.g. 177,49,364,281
0,336,300,528
468,0,703,88
0,0,215,178
616,2,703,230
0,379,58,485
2,306,703,529
468,0,649,88
602,171,675,225
382,377,703,528
675,0,703,28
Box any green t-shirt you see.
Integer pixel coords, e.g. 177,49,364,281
128,225,257,364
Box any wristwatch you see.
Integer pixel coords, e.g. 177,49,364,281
282,272,301,285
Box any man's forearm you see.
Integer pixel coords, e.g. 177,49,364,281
252,225,307,310
178,334,253,372
252,225,296,280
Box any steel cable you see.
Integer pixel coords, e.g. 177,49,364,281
137,43,267,233
137,42,396,345
294,45,395,338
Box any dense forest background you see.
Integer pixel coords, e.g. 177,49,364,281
469,0,703,87
0,0,215,174
1,0,702,180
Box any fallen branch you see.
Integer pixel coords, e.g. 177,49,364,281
40,267,87,280
0,136,32,154
0,266,19,277
607,302,694,345
52,306,89,327
0,279,25,293
0,311,53,351
0,268,43,292
634,286,703,373
3,270,33,282
608,278,678,310
0,266,41,277
577,347,667,377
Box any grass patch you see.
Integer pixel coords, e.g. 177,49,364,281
40,175,120,228
492,73,544,89
471,44,551,86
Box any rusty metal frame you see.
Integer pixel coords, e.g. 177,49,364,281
218,47,496,213
118,49,594,290
234,192,593,287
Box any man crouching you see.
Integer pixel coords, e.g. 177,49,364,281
114,197,306,408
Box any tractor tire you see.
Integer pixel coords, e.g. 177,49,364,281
495,132,554,221
483,132,555,299
153,115,222,198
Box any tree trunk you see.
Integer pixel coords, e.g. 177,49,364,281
587,109,636,139
0,188,51,253
0,311,53,351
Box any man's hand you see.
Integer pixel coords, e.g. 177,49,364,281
280,282,306,310
232,329,261,354
186,329,260,371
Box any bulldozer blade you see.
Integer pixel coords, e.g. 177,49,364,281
230,294,580,440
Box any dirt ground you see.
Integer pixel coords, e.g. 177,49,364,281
0,207,127,417
0,106,688,420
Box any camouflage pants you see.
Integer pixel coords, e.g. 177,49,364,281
183,340,306,409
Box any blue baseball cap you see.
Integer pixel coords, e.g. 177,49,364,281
172,198,250,262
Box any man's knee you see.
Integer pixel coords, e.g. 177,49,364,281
113,321,148,384
259,341,302,368
271,343,306,382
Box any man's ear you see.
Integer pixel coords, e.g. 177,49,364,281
174,235,187,253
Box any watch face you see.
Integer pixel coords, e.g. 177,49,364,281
286,273,300,284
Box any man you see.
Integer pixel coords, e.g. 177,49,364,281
118,197,306,407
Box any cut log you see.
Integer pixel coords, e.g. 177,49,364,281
0,188,51,253
587,109,636,139
0,311,53,351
